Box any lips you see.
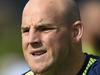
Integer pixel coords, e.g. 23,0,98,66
32,50,47,56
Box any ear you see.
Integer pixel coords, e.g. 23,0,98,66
72,21,83,43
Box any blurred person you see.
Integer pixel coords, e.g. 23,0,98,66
77,0,100,56
21,0,100,75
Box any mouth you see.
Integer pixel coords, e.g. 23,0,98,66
32,50,47,56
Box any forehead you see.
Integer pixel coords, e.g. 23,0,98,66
22,0,70,27
23,0,66,14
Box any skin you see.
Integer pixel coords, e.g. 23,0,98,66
21,0,85,75
80,1,100,55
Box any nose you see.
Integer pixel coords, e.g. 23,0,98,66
29,28,42,48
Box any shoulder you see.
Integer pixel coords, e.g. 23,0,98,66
88,56,100,75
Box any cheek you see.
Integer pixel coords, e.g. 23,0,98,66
54,32,70,54
44,29,69,46
22,35,29,50
41,32,60,47
41,30,70,55
51,30,69,48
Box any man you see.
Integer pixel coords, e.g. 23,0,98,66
78,0,100,56
21,0,100,75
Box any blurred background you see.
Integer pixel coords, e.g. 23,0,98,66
0,0,29,75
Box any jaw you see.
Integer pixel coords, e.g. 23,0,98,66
24,50,55,74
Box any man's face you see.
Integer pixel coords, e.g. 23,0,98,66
22,0,71,73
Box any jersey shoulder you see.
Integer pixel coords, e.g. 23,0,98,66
88,55,100,75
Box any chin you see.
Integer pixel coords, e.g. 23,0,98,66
30,65,50,74
30,60,54,74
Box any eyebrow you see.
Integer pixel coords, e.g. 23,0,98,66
21,26,30,31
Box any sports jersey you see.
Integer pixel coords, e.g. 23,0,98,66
23,54,100,75
77,53,100,75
